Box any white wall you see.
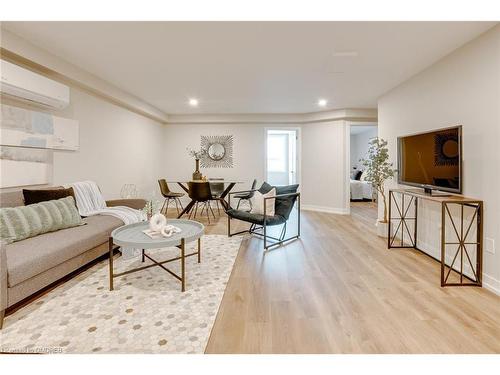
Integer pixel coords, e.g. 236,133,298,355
350,127,378,171
163,120,348,213
1,88,165,200
54,88,165,200
378,25,500,293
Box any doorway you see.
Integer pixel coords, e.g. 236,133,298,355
265,129,299,186
348,124,378,221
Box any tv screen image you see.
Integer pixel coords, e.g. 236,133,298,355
398,126,462,193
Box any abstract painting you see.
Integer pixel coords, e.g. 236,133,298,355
200,135,233,168
0,104,79,150
0,146,52,188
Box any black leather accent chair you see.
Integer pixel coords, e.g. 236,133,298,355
233,179,257,211
158,179,184,215
226,182,300,250
188,181,216,224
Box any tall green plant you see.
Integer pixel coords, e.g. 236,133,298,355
360,138,395,223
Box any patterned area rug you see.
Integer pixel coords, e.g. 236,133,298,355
0,235,243,354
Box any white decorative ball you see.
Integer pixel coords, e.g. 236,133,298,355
149,213,166,232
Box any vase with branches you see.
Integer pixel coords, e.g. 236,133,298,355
360,138,395,225
187,147,207,180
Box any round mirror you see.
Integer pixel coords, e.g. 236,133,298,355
208,143,225,160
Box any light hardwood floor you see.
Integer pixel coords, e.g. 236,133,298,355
168,201,500,354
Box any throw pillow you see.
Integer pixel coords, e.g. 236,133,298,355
250,188,276,216
0,196,84,244
23,187,75,205
355,170,363,180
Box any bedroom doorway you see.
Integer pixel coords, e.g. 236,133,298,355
349,124,378,221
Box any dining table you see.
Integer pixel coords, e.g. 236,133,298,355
166,180,244,218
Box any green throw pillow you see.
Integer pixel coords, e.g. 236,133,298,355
0,196,84,244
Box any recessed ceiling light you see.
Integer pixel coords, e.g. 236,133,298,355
188,98,199,107
318,99,328,107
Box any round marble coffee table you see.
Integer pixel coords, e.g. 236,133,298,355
108,219,204,292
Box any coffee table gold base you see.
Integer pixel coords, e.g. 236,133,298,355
109,237,202,292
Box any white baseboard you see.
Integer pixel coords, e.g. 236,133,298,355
483,274,500,296
301,205,348,215
414,240,500,296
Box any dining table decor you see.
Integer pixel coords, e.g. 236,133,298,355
187,147,207,180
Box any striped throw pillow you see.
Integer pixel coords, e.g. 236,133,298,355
0,196,84,244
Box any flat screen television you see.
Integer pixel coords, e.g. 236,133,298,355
398,125,462,194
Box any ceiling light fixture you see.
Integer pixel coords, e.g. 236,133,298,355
318,99,328,107
188,98,199,107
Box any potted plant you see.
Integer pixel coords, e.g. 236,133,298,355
360,138,395,237
187,147,207,180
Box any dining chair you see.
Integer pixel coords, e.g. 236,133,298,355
233,179,257,211
158,179,185,215
188,181,216,224
208,178,225,215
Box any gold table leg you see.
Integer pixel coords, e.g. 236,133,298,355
180,238,186,292
108,237,114,291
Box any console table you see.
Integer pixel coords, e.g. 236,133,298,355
388,189,483,287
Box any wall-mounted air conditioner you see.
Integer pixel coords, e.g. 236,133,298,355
0,59,70,109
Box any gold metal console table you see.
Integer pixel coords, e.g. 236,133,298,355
388,189,483,287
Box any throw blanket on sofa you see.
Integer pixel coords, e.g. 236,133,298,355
71,181,145,225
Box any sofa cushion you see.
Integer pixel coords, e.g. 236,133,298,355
5,215,123,287
257,182,299,220
23,187,75,205
0,196,84,244
226,209,286,226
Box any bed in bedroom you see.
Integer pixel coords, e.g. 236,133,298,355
350,178,374,201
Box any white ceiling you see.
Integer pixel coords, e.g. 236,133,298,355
3,22,496,114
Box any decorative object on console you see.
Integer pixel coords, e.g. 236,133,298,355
187,147,207,180
200,135,233,168
360,138,395,237
120,184,138,199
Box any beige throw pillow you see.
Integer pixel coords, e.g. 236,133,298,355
250,188,276,216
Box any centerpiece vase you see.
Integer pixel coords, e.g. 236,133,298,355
192,159,202,180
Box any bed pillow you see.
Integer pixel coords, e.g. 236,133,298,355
0,196,84,244
250,188,276,216
354,170,363,180
23,187,75,205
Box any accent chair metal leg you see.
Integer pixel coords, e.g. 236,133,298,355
165,198,171,215
236,199,241,210
177,198,184,211
141,249,145,263
174,198,180,216
0,309,4,329
160,198,167,214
